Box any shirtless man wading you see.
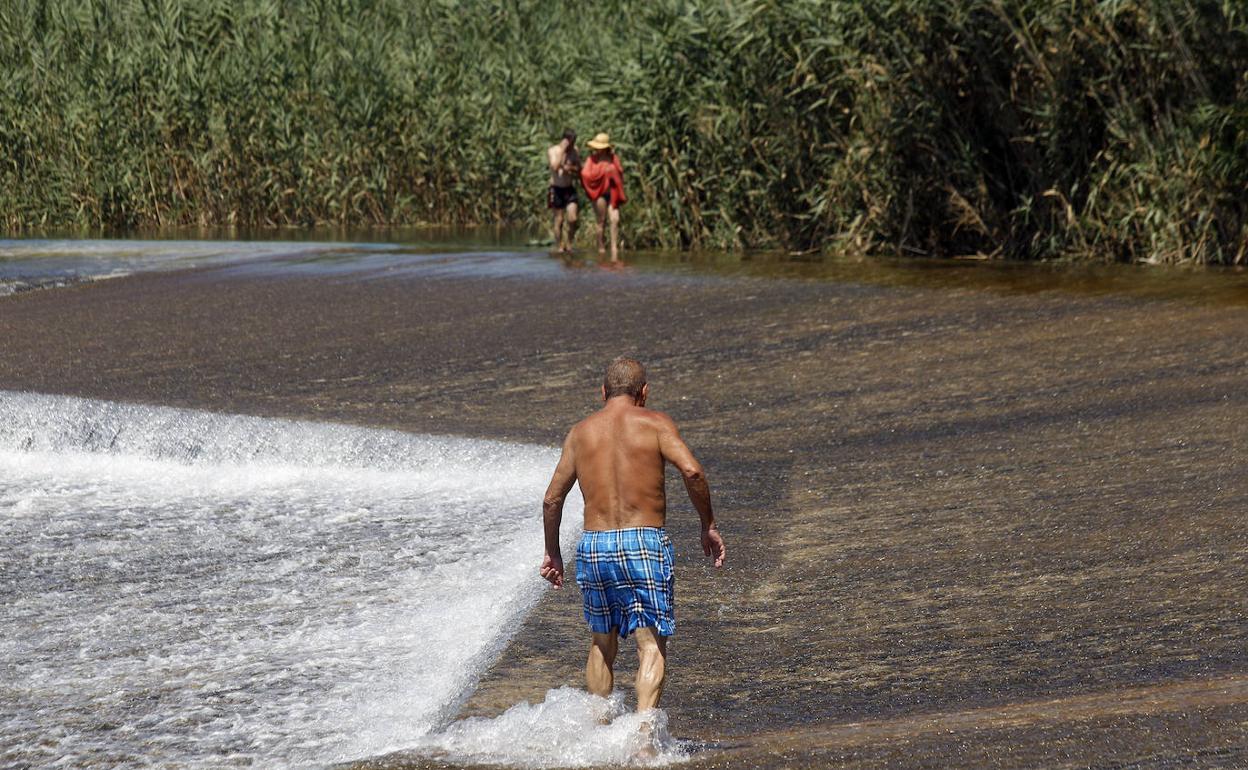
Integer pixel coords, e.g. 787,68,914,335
547,130,581,253
540,357,726,724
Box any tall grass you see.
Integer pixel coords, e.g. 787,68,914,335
1,0,1245,262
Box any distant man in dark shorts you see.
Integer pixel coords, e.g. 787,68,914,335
540,357,726,725
547,129,581,253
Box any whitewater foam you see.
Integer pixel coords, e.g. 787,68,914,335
0,391,581,769
412,687,690,768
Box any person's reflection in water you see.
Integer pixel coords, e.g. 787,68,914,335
557,253,633,272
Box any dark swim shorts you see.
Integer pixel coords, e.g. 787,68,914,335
576,527,675,638
548,184,579,210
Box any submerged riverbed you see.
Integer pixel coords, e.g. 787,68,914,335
1,233,1246,769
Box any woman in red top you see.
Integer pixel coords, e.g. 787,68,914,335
580,133,627,261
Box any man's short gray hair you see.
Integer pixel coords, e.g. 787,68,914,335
604,357,646,399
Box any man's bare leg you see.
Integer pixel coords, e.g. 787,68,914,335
633,627,668,758
607,205,620,262
586,631,619,699
634,627,667,711
564,202,579,252
552,207,565,251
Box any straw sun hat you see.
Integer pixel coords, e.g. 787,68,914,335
586,132,613,150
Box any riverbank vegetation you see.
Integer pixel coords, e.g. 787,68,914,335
1,0,1245,262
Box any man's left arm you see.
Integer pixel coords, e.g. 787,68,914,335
657,414,725,567
540,430,577,588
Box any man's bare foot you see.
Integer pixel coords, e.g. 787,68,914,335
631,717,658,761
593,700,613,726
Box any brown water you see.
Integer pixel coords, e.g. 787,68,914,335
2,232,1246,768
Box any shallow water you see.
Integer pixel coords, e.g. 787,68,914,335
0,391,583,768
5,232,1248,305
1,233,1245,769
0,236,557,293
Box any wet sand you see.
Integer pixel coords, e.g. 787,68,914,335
2,252,1246,767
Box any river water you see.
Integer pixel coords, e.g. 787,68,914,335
1,235,1245,769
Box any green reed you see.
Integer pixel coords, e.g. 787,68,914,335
1,0,1245,262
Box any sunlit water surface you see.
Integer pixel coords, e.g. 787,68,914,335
0,237,560,293
6,234,1248,305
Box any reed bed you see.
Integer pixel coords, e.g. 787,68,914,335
1,0,1244,262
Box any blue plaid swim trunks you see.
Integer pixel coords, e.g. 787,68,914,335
575,527,675,638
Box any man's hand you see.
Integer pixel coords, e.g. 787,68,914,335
540,552,565,588
702,526,726,568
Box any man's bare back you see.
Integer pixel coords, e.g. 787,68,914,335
538,358,725,726
540,378,725,578
567,403,674,531
540,360,726,587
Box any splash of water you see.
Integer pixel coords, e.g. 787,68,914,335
0,391,580,768
413,687,688,768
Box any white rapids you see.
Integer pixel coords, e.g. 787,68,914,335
0,391,592,768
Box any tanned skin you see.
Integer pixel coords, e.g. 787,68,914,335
547,136,580,253
540,382,725,718
587,147,621,262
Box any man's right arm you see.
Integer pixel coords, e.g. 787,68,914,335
540,428,578,588
657,415,726,567
547,145,564,176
